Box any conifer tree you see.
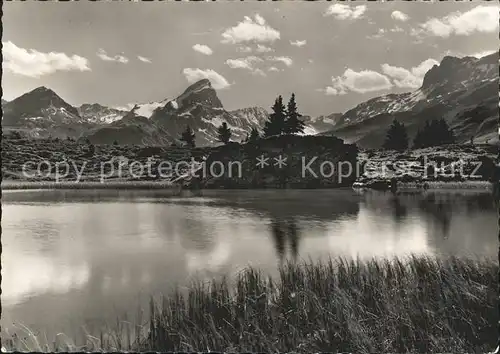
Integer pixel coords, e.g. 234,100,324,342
180,125,196,148
263,95,287,137
383,119,408,151
217,122,232,144
437,118,455,145
248,127,260,143
413,119,455,148
284,93,305,135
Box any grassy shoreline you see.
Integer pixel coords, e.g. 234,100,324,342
3,256,498,352
1,179,494,191
1,180,181,190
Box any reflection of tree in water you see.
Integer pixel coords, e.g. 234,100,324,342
463,193,495,214
389,196,408,222
418,194,453,238
179,217,216,251
270,218,301,263
287,221,299,261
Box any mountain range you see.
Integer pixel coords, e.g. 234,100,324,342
2,52,498,147
322,52,499,147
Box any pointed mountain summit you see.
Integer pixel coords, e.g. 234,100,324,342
174,78,223,110
2,86,82,127
84,79,270,146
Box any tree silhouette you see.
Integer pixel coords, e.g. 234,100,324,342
383,119,408,151
436,118,455,145
413,119,455,148
263,95,287,137
248,128,260,144
180,125,196,148
284,93,305,135
217,122,232,144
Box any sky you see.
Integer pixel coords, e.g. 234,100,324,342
2,1,499,116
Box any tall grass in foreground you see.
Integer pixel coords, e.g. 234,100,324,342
144,256,497,353
3,256,497,352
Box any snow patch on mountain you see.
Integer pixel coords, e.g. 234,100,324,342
300,125,319,136
132,99,170,118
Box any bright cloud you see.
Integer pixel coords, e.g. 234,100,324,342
268,66,280,72
414,5,499,38
324,4,367,20
267,56,293,67
182,68,231,90
221,14,280,44
225,56,265,76
138,56,152,63
326,68,393,95
192,44,213,56
2,41,90,78
256,44,273,53
225,56,262,70
114,103,136,111
470,50,497,58
97,49,129,63
381,58,439,89
290,40,307,47
391,10,409,22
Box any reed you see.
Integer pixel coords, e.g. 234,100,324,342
3,255,497,353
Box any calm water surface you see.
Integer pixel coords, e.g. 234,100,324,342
1,188,497,341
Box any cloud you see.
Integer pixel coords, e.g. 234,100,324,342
138,56,152,63
221,14,280,44
268,66,280,72
324,4,366,20
324,86,345,96
2,41,90,78
225,56,265,76
470,49,497,58
97,49,129,63
390,26,405,33
237,46,253,53
114,103,136,111
413,5,499,38
267,56,293,67
182,68,231,90
368,28,388,40
326,68,393,95
381,58,439,89
290,40,307,47
252,68,267,77
192,44,213,56
391,10,409,22
256,44,273,53
226,56,262,70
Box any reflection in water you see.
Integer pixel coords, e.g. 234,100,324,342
418,194,453,238
1,188,497,342
2,254,90,306
389,196,408,222
269,218,301,263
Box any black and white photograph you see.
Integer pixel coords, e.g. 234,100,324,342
1,1,499,352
